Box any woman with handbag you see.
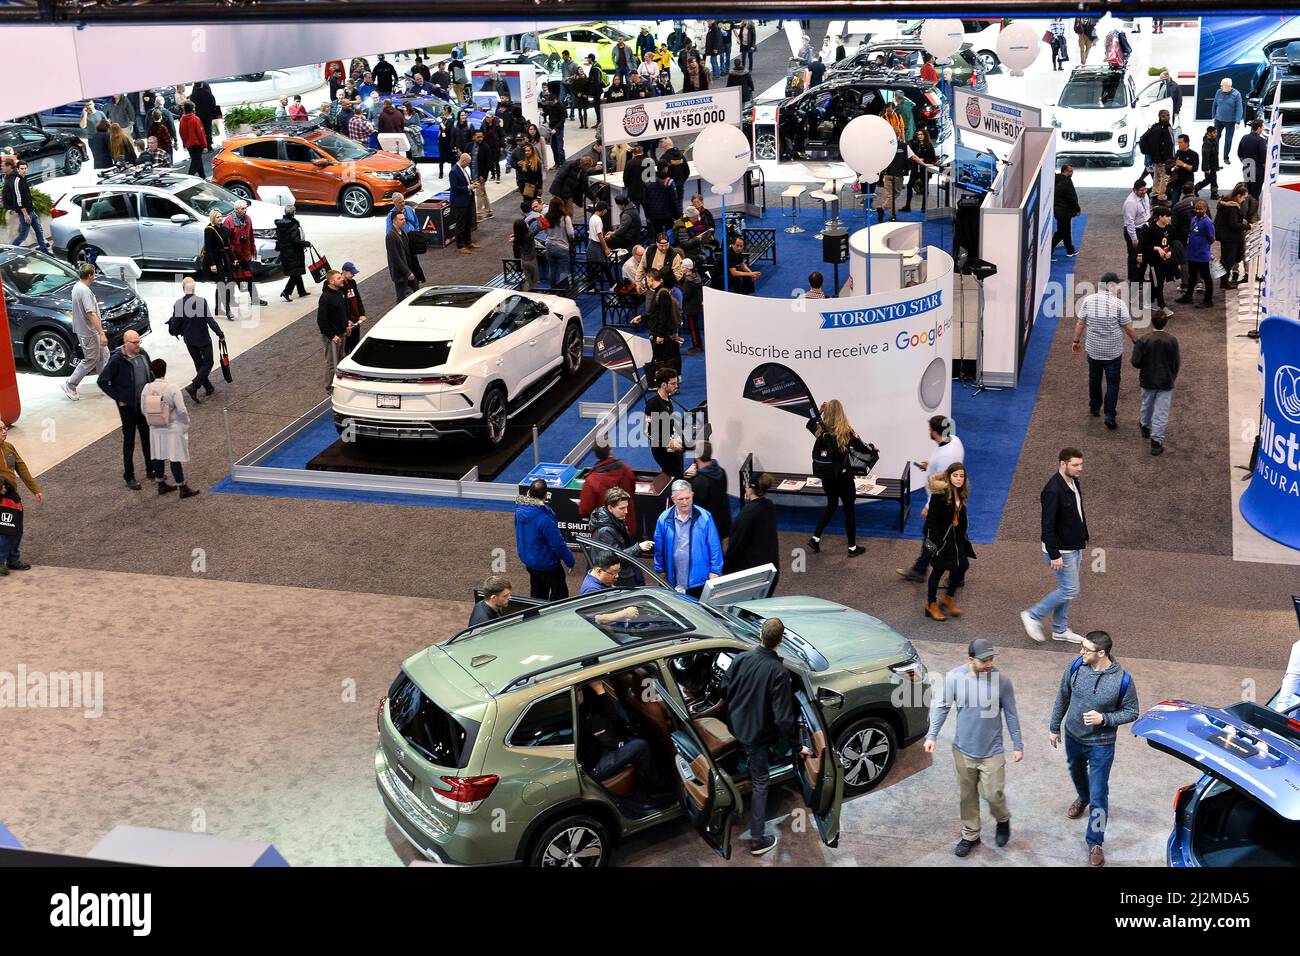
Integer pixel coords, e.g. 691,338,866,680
805,399,878,558
202,209,236,319
274,205,312,302
516,144,543,201
922,462,976,620
140,358,200,499
0,421,42,574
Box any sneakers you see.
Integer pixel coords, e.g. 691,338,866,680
1067,798,1089,819
896,568,925,582
846,545,865,558
1151,440,1164,456
1020,610,1046,644
1139,423,1151,438
1051,629,1084,644
954,837,980,857
807,536,820,553
1066,250,1079,258
750,834,779,856
995,820,1010,847
61,382,79,401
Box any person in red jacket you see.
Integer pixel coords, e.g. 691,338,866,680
578,439,638,533
223,201,267,307
179,102,208,178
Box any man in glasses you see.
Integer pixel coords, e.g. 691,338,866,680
1048,630,1140,867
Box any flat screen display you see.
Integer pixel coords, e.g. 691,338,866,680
955,144,996,196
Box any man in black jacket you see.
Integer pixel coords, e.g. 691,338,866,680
1131,311,1180,455
4,162,48,253
468,576,512,625
550,155,591,222
608,194,643,250
170,277,226,403
1237,118,1268,199
317,269,350,393
1052,165,1081,257
386,212,419,301
722,618,812,855
96,330,158,490
1021,448,1088,646
372,54,398,96
1139,111,1176,202
644,367,685,478
687,442,730,541
660,138,689,211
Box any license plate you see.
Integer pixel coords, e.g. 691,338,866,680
376,394,401,409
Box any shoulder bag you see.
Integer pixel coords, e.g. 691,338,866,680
308,244,330,283
220,338,233,383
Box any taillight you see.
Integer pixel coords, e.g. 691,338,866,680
431,774,499,812
50,194,67,218
377,695,387,731
418,374,466,386
1173,784,1194,824
211,156,223,167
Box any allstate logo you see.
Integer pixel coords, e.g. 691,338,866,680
1275,365,1300,425
965,98,981,128
622,105,649,138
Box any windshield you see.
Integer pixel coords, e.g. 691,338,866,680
414,98,454,120
1,251,76,296
1059,74,1129,109
172,180,240,216
699,603,819,670
313,132,372,162
602,24,633,41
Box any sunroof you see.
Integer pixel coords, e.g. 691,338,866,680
576,596,695,645
409,288,489,308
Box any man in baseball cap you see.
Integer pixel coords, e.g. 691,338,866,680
924,639,1024,857
338,261,367,354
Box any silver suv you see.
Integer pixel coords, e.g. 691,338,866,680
49,169,281,275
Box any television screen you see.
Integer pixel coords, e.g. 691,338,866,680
955,144,996,196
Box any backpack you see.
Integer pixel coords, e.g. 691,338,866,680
1069,657,1132,704
142,387,172,428
1103,31,1127,69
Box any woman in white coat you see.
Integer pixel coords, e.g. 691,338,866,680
140,358,200,499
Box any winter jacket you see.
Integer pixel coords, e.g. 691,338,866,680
1172,196,1196,243
726,64,755,104
922,474,977,573
643,286,677,342
691,460,732,540
722,646,797,748
1214,200,1248,265
681,271,704,315
377,105,406,134
587,506,647,588
723,495,778,576
653,504,723,590
1186,212,1215,262
578,456,639,532
1039,472,1088,560
641,178,679,225
1054,173,1081,218
316,285,349,338
1139,121,1174,164
222,211,255,263
623,155,653,203
515,496,575,572
1200,132,1221,173
1131,329,1180,391
550,157,586,201
1050,658,1140,746
97,347,153,406
274,215,311,276
385,229,415,283
1212,88,1244,125
179,112,207,150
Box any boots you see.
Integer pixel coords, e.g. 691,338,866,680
179,485,201,499
157,480,177,495
924,600,947,621
939,594,963,617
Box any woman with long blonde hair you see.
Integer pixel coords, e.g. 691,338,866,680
108,123,136,165
806,399,878,557
921,462,976,620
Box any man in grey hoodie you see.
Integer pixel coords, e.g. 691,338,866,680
925,639,1024,857
1049,630,1140,867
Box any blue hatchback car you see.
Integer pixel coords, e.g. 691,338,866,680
1133,695,1300,866
369,96,486,160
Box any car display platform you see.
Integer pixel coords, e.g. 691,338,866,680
308,358,604,482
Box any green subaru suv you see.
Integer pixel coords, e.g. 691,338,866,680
375,543,930,866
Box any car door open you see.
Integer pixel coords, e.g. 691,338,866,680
790,671,843,847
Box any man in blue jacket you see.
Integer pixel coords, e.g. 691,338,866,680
515,479,575,599
1212,77,1243,166
653,479,723,597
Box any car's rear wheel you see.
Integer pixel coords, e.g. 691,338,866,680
479,385,508,447
225,182,255,203
835,716,897,796
340,185,373,218
529,815,611,867
977,50,999,73
561,320,583,376
27,329,75,376
755,130,777,161
62,146,84,175
69,240,104,267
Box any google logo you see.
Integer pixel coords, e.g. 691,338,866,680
896,324,946,349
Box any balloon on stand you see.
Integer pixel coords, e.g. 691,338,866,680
691,123,752,190
839,114,897,180
996,21,1042,75
920,19,965,60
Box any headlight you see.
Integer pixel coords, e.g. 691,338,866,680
889,658,927,683
1051,115,1061,128
1112,115,1129,130
371,172,401,181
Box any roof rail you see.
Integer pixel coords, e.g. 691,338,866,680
250,120,323,136
92,164,179,187
445,587,625,646
496,634,703,694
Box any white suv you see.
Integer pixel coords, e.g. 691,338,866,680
1049,66,1178,166
332,286,586,446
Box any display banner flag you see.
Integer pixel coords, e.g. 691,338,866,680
1240,316,1300,551
594,327,641,382
1263,184,1300,323
1258,81,1284,306
954,89,1042,146
599,86,743,147
741,363,821,423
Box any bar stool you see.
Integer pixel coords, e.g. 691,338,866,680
808,179,841,236
782,184,806,234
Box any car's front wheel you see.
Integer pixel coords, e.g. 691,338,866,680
835,716,898,796
561,320,583,376
63,146,84,175
755,129,777,161
27,329,75,376
977,50,999,73
69,240,104,267
479,385,508,447
225,182,255,203
528,814,611,867
340,185,373,218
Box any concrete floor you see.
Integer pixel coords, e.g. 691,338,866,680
0,566,1278,867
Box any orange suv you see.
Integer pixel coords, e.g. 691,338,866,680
212,122,421,218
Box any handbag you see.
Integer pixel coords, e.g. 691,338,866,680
220,338,233,383
1042,30,1055,45
0,488,22,538
1209,258,1226,280
308,244,330,283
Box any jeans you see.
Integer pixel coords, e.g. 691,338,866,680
546,246,571,291
1052,214,1075,255
528,565,569,600
153,460,185,484
710,53,725,77
551,126,566,165
67,332,109,390
1087,354,1122,421
593,738,668,791
1064,735,1116,846
1028,549,1081,635
1140,387,1173,442
14,213,47,252
744,743,772,841
116,403,158,483
1215,121,1236,164
0,527,20,566
186,339,215,391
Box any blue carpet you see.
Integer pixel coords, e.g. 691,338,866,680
215,209,1085,547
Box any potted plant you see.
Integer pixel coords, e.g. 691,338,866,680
0,188,54,247
222,104,277,136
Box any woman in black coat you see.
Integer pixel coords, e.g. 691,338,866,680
189,81,220,145
202,209,235,318
1214,188,1250,287
450,113,475,158
479,116,502,182
724,473,780,592
274,205,312,301
922,462,976,620
436,108,454,177
806,399,877,557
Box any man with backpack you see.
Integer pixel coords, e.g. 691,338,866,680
1138,110,1176,202
1072,17,1098,65
1048,631,1140,867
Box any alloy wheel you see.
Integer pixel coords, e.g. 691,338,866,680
563,323,582,374
29,332,72,376
977,51,998,73
341,186,372,218
540,826,604,867
756,131,777,161
840,726,892,789
227,183,254,202
63,147,83,175
73,243,103,267
482,389,507,445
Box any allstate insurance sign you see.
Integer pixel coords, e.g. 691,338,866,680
1241,316,1300,551
600,87,743,146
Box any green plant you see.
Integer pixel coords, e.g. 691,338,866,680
1148,65,1166,76
0,188,53,227
223,104,276,130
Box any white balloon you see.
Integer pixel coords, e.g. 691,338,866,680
920,19,964,60
691,123,752,190
996,21,1041,74
838,114,897,179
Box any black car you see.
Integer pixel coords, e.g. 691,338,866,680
0,122,87,183
1246,38,1300,167
827,40,986,92
1,245,150,376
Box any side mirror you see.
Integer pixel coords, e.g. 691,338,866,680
816,687,845,707
312,158,331,168
170,213,192,225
